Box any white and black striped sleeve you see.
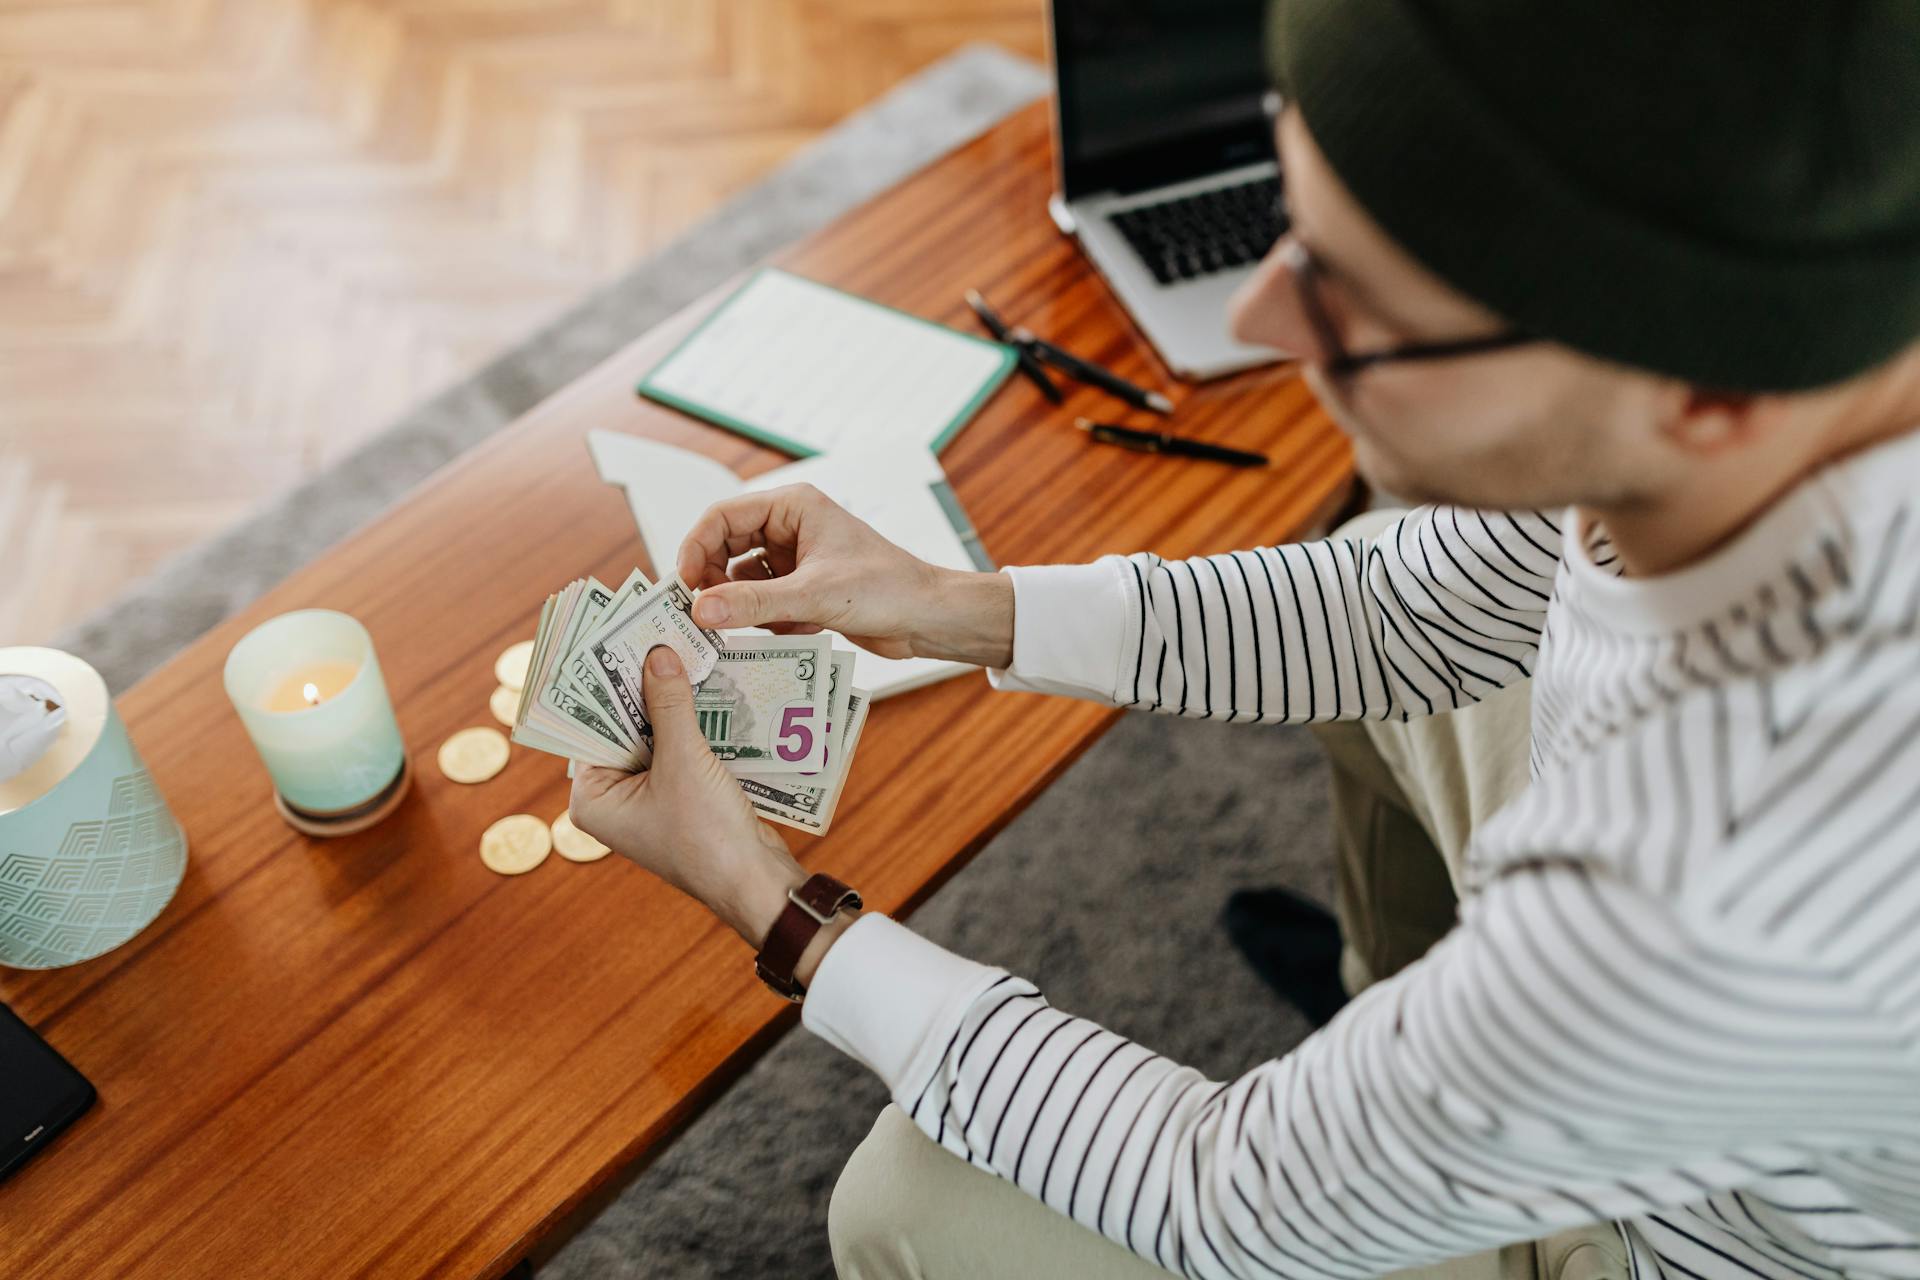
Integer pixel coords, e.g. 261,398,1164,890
985,506,1561,724
801,863,1909,1280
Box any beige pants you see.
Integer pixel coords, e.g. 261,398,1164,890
828,513,1629,1280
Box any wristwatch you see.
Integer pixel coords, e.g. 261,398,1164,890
754,872,863,1001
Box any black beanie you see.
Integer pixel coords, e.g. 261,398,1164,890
1267,0,1920,392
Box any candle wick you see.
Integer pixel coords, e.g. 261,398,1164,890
303,682,321,706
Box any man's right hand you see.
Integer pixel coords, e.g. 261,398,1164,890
675,484,1015,669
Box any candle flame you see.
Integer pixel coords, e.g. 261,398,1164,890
302,682,321,706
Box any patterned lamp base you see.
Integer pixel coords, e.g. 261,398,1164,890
0,648,189,971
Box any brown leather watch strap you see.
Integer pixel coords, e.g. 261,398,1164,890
754,873,862,1001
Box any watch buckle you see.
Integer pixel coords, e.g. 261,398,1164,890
789,885,837,925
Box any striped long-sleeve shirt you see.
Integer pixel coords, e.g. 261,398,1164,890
801,428,1920,1280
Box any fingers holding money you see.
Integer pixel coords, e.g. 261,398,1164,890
514,568,871,835
568,763,634,825
722,552,824,637
637,646,701,771
677,484,941,663
677,485,821,592
568,713,802,910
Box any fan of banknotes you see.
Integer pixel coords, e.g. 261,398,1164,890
508,567,870,835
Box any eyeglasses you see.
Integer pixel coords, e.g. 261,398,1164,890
1275,237,1539,380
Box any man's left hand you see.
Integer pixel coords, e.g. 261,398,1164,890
569,644,804,948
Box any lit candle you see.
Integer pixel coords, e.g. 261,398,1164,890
262,661,361,712
223,610,407,824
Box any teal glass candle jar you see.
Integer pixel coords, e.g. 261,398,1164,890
222,610,409,833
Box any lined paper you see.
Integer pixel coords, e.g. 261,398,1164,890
640,269,1011,456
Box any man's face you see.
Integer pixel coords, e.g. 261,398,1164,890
1229,109,1675,509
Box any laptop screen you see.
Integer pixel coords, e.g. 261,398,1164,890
1053,0,1273,200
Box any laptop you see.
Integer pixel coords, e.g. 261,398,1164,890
1047,0,1288,380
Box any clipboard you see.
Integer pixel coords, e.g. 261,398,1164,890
636,268,1016,457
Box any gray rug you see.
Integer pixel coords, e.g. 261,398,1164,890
544,711,1329,1279
51,44,1333,1277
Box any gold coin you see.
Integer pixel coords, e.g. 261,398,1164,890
551,811,611,863
488,683,520,728
437,726,510,784
494,640,535,692
480,813,551,875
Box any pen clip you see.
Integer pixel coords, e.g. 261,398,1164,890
1078,418,1162,454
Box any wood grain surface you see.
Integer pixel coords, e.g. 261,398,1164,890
0,101,1351,1278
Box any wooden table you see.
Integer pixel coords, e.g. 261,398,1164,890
0,101,1350,1278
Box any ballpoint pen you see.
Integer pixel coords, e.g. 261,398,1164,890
1075,418,1269,467
1014,328,1174,415
965,290,1063,403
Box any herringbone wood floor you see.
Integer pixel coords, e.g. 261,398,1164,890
0,0,1046,645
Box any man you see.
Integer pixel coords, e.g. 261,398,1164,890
570,3,1920,1278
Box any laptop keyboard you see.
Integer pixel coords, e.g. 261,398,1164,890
1107,175,1287,285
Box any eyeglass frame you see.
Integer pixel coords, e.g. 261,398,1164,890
1273,234,1540,381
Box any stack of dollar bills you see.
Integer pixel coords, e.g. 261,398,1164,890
510,568,871,835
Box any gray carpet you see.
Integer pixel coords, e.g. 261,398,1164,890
544,711,1330,1279
51,44,1334,1277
